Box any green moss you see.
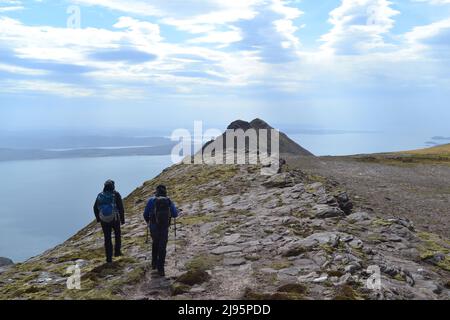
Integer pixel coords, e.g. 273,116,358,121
394,273,406,282
372,218,393,227
306,174,327,184
437,257,450,272
176,269,210,286
185,254,222,272
270,261,293,270
418,232,450,271
277,283,308,295
209,223,229,236
282,246,307,257
245,254,261,261
226,208,254,216
242,288,305,300
319,243,336,255
179,214,213,226
171,283,190,296
63,288,120,300
287,223,314,238
143,164,240,204
327,270,344,278
54,247,105,263
109,265,146,294
333,285,365,300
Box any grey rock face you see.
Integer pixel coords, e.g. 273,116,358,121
313,205,345,218
211,245,241,255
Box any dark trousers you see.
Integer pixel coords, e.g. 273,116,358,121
101,220,122,262
150,225,169,272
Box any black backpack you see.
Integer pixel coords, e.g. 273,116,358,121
154,196,172,228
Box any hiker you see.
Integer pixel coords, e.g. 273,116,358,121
93,180,125,263
143,185,179,277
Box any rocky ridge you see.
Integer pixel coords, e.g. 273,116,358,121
0,162,449,300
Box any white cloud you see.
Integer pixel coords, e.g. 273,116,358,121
321,0,400,55
405,18,450,58
230,0,303,63
2,0,447,101
0,0,23,12
71,0,163,16
0,79,95,97
413,0,450,4
0,63,48,75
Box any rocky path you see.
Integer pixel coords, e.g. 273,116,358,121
127,165,450,300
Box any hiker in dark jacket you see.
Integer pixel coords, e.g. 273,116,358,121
94,180,125,263
143,185,178,276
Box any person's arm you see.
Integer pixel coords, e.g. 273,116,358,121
93,197,100,222
170,200,179,218
115,192,125,224
143,198,154,224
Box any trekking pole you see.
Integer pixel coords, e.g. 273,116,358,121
174,217,177,267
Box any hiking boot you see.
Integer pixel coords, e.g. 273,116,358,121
158,269,165,277
114,251,122,257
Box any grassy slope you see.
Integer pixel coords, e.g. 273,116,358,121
350,144,450,166
401,143,450,156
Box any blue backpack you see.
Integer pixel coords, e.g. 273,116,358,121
97,191,118,223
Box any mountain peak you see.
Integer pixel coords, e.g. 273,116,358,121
226,120,252,131
221,118,313,156
249,118,273,130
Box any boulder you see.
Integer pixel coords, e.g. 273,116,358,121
211,245,241,255
346,211,370,222
313,205,345,219
334,192,353,214
262,173,295,188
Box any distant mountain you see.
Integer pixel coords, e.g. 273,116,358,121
0,144,176,162
0,257,13,267
202,118,314,157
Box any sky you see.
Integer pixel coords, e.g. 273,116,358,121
0,0,449,135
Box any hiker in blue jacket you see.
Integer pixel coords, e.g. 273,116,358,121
143,185,178,276
94,180,125,263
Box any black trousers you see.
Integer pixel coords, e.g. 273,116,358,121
150,226,169,272
101,220,122,262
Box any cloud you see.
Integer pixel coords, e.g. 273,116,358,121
0,79,95,97
71,0,163,16
1,0,448,102
230,0,303,63
89,49,157,63
320,0,400,55
0,63,47,76
412,0,450,4
405,18,450,58
0,0,23,12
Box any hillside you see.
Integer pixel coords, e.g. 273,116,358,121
349,144,450,166
402,143,450,156
0,160,449,300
